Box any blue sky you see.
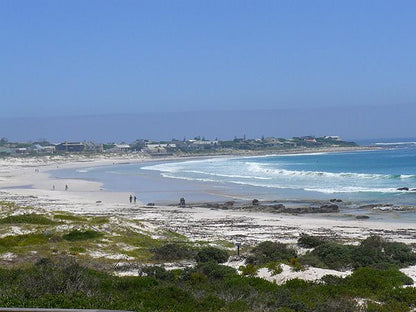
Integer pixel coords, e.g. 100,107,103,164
1,1,415,140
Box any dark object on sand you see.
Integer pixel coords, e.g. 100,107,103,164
330,199,343,203
179,197,186,208
224,201,234,207
252,199,259,206
397,187,409,191
317,204,339,213
147,203,155,206
356,215,370,220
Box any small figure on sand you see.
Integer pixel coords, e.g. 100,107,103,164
65,184,68,191
179,197,186,208
52,185,55,191
129,194,133,203
134,196,137,204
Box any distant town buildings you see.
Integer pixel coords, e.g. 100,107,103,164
0,135,353,157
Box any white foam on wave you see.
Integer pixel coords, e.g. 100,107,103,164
76,168,93,173
184,170,272,180
141,157,230,173
245,162,415,180
161,173,218,183
303,187,400,194
140,154,416,195
375,142,416,146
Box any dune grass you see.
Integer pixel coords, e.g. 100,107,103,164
0,213,59,225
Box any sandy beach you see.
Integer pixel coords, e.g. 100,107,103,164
1,152,415,245
1,152,416,284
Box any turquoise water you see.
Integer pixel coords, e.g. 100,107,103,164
51,147,416,204
142,148,416,203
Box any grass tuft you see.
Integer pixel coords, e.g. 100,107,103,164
62,230,103,241
0,214,59,225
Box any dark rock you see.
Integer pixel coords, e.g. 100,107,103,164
319,204,339,213
356,215,370,219
252,199,259,206
271,203,285,210
397,187,409,191
147,203,155,206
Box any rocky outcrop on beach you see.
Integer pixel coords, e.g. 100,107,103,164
182,200,340,214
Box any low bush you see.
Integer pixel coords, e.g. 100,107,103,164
195,246,229,263
152,243,195,261
0,214,58,225
299,235,416,270
0,255,414,311
343,267,414,297
62,229,103,241
246,241,297,265
353,235,416,268
190,261,237,280
139,265,175,281
265,262,283,275
297,233,326,248
239,264,258,277
0,233,51,249
308,242,354,270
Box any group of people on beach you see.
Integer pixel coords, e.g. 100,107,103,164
129,194,137,204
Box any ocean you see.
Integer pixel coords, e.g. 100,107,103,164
51,145,416,205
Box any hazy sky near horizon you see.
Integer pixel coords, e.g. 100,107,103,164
1,1,415,140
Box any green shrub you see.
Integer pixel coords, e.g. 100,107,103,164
309,242,354,270
299,235,416,270
152,243,195,261
54,214,87,222
312,298,357,312
239,264,258,277
353,235,416,268
246,241,297,265
191,262,237,280
0,233,51,249
139,266,175,281
195,246,229,263
344,267,413,297
265,262,283,275
289,258,303,271
298,252,327,268
0,214,58,225
298,233,326,248
62,229,103,241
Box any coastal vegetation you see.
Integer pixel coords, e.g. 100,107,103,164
1,201,416,311
0,255,415,311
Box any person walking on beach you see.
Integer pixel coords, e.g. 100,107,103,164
52,185,55,191
129,194,133,203
65,184,68,191
134,196,137,204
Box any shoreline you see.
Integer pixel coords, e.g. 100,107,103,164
0,146,415,245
